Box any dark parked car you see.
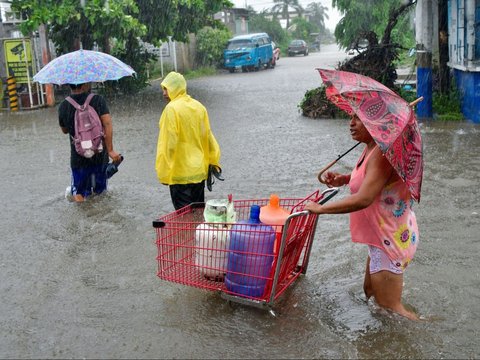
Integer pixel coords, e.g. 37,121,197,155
288,39,308,56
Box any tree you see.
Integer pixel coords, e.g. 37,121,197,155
11,0,145,53
290,17,318,41
10,0,231,92
137,0,231,44
249,11,287,45
270,0,303,29
335,0,416,88
196,26,231,68
306,2,328,33
299,0,417,118
332,0,415,51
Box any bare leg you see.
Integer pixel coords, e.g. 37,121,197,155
370,270,418,320
363,256,374,300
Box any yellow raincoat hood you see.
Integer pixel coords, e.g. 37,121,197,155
156,72,221,185
160,71,186,101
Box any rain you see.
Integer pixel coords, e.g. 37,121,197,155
1,1,479,359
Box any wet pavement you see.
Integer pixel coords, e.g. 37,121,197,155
1,44,479,358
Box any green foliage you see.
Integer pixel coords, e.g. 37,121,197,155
396,87,417,104
432,81,464,121
249,13,287,45
196,26,232,68
306,2,328,32
184,66,217,79
271,0,303,28
290,17,318,41
10,0,231,93
332,0,415,50
12,0,145,52
298,86,348,119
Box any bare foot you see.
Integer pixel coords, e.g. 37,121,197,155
73,194,85,202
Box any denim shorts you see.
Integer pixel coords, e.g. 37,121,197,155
71,163,108,198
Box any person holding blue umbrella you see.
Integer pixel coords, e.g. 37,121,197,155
59,82,122,202
33,49,135,202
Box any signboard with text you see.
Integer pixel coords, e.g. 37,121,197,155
4,39,35,84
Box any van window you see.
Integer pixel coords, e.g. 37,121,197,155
227,39,253,50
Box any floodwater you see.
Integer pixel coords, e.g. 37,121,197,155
1,44,479,359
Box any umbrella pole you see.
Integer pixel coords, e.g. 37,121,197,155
317,142,361,183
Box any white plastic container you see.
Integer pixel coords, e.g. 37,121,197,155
195,223,230,280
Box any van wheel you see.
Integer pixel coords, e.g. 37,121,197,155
241,66,247,72
254,61,260,71
228,68,235,73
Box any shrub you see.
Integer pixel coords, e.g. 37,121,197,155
196,26,232,68
298,86,349,119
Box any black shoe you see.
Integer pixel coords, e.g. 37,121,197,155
106,155,124,179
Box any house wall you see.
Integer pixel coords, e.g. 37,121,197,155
448,0,480,123
454,69,480,122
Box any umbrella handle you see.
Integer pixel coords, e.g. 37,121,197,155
317,141,362,184
317,159,338,184
409,96,423,107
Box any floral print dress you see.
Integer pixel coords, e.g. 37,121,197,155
349,147,419,270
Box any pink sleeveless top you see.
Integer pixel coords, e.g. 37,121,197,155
349,147,419,269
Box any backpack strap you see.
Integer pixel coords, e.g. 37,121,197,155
65,93,96,110
84,93,95,107
65,96,81,110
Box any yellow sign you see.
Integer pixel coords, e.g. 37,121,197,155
4,39,35,84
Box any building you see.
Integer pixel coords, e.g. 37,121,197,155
416,0,479,123
215,8,250,35
447,0,479,123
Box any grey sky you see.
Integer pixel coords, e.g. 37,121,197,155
231,0,342,31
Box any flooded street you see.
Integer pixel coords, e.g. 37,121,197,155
1,44,479,358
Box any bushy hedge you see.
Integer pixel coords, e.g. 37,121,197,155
196,26,232,68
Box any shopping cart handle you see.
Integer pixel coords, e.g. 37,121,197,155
318,187,339,205
152,220,166,228
295,188,339,216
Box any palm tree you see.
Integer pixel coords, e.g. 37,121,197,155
306,2,329,32
270,0,304,29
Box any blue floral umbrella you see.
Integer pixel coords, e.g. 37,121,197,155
33,49,135,85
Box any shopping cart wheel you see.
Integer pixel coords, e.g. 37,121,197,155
268,308,277,317
227,300,239,310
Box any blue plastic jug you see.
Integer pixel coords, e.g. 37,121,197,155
225,205,275,298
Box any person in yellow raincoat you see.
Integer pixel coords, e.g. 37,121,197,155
156,71,221,210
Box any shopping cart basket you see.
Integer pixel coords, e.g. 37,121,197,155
152,188,338,310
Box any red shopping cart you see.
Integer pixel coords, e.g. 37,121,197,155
152,188,338,311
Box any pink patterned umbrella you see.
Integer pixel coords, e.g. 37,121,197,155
33,49,135,85
317,68,423,202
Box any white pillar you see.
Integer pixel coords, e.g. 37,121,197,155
466,0,475,62
168,36,177,72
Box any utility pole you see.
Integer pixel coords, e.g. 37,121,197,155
415,0,433,119
38,24,54,106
